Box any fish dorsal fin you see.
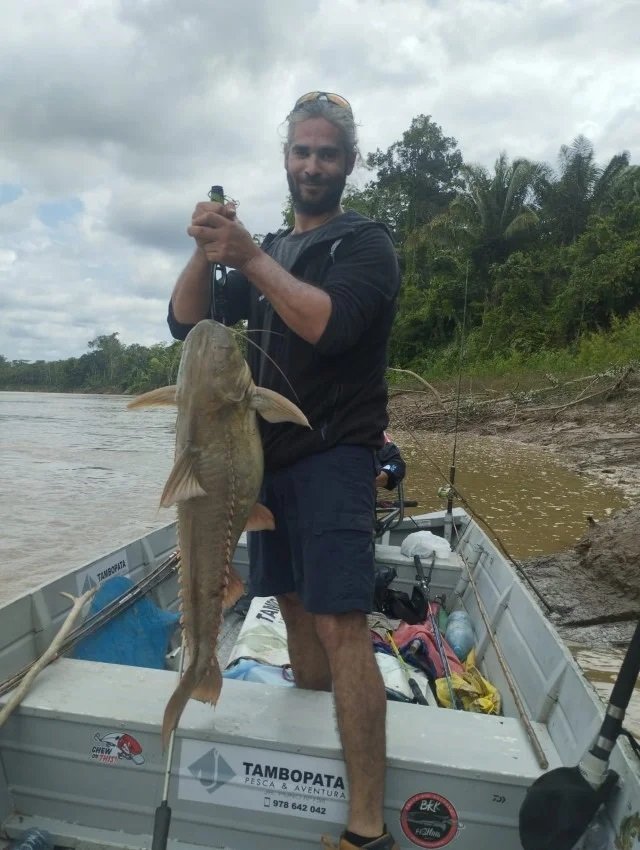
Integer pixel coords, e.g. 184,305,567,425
250,387,310,427
244,502,276,532
160,447,206,507
128,385,177,408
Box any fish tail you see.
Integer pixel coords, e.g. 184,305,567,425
161,660,223,749
161,663,198,749
191,660,223,705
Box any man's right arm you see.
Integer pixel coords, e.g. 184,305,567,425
170,248,211,326
168,199,251,341
168,250,252,341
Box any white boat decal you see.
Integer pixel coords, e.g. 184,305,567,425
75,548,129,594
178,740,349,822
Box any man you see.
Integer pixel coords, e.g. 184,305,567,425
168,91,401,850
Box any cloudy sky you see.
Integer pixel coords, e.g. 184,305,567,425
2,0,638,362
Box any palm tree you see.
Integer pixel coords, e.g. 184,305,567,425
426,153,547,266
539,135,630,244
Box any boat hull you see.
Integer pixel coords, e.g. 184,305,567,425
0,511,638,850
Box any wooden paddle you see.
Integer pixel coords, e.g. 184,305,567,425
519,619,640,850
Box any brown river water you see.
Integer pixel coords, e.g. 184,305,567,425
0,392,637,735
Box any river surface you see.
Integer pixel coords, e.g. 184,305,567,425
0,391,637,735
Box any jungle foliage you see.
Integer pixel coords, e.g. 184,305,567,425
2,115,639,392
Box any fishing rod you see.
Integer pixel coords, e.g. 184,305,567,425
151,637,186,850
386,630,428,705
425,449,554,613
0,550,180,698
443,260,469,546
413,553,459,710
519,618,640,850
208,184,227,321
453,538,549,769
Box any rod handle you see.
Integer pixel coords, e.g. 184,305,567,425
608,619,640,712
409,678,429,705
151,800,172,850
591,619,640,755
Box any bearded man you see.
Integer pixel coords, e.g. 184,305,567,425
168,91,401,850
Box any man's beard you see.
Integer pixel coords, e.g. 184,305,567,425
287,171,347,216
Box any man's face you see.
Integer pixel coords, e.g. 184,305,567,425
285,117,355,216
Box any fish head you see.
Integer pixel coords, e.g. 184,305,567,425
178,320,251,406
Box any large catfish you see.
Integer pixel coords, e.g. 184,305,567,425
128,320,309,746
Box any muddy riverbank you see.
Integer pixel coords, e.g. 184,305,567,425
388,368,640,647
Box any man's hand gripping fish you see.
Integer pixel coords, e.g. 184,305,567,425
128,320,309,746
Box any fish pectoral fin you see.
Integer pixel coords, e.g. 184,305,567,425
160,448,206,507
244,502,276,532
127,385,177,408
223,565,246,609
250,387,310,427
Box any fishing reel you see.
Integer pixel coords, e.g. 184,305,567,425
437,484,454,501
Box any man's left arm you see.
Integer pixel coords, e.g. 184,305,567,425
312,226,399,356
377,442,407,490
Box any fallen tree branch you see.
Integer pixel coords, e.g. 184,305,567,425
387,368,447,411
0,587,97,727
527,366,634,415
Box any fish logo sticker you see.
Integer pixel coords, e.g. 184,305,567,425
401,792,459,848
90,732,145,765
188,747,236,794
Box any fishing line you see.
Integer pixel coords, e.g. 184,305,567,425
227,325,304,405
451,260,469,477
422,449,552,612
0,551,181,698
387,386,552,611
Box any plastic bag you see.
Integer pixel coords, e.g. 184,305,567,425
400,531,451,559
435,649,501,714
223,658,295,687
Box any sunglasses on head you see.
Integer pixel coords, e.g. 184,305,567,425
293,91,352,114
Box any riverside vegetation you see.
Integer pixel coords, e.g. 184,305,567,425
2,115,638,394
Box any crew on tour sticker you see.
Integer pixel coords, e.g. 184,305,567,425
400,791,459,848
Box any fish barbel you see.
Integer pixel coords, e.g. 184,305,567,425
128,320,309,746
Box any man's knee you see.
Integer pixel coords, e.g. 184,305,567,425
277,592,313,634
314,611,369,655
277,592,304,616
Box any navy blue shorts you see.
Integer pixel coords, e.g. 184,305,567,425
248,445,377,615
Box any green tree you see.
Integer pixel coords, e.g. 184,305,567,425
552,201,640,340
366,115,463,238
87,332,124,386
429,154,546,267
540,136,630,245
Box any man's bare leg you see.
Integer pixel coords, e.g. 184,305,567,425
315,611,387,839
277,592,332,691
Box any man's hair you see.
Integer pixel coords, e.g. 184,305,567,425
284,100,359,161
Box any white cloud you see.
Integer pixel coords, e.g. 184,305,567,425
1,0,638,361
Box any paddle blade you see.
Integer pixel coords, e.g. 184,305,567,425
519,766,617,850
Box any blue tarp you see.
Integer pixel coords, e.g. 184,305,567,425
72,576,179,670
